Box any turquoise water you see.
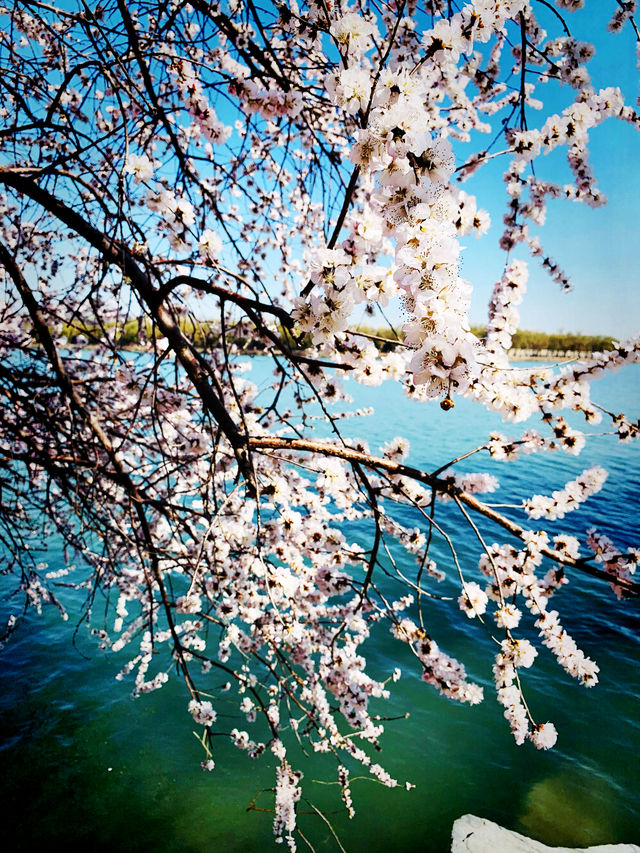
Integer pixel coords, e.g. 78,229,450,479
1,359,638,851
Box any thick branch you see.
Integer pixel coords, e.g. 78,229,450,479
247,435,640,595
158,274,295,327
0,169,245,452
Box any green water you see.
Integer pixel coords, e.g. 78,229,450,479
1,361,638,851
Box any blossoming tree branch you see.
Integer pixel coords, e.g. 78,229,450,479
0,0,638,847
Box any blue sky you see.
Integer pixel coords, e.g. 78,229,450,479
460,4,640,338
352,4,640,337
461,117,639,337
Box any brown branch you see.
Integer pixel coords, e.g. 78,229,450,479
0,169,245,454
519,12,528,131
246,435,640,595
0,239,199,683
158,274,295,328
0,240,135,495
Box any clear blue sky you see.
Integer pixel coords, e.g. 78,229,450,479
460,4,639,338
351,5,640,338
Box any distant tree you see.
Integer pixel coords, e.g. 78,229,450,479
0,1,638,847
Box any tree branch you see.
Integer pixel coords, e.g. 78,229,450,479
246,435,640,595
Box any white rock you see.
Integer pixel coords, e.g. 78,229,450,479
451,815,640,853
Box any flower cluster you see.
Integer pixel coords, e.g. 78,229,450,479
484,260,528,355
273,758,303,850
477,534,600,699
188,699,217,727
494,637,538,745
524,466,608,520
393,618,484,705
587,529,640,599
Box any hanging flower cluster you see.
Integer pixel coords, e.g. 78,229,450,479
524,466,608,520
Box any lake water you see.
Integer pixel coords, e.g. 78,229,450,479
1,358,638,852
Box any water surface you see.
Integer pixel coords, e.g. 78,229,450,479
1,359,638,851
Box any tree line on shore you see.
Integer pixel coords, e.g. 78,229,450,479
60,317,616,357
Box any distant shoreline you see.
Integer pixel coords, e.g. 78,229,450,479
506,349,602,362
108,344,620,363
63,319,619,359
